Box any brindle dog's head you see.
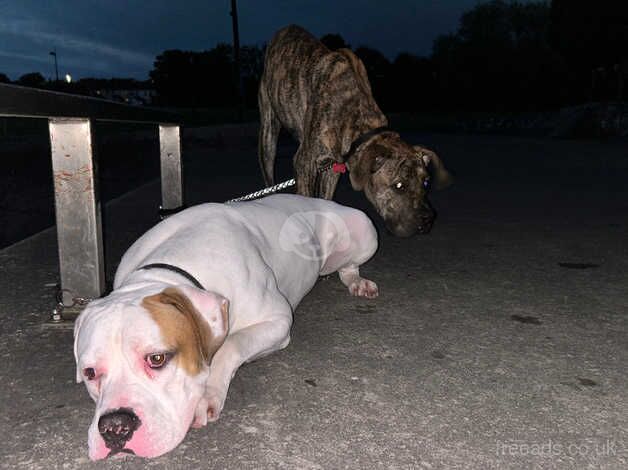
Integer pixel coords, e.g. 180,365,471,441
347,133,452,237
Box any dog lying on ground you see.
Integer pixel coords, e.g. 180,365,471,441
73,194,378,459
258,25,452,237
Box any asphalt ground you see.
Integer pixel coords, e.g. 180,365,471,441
0,131,626,469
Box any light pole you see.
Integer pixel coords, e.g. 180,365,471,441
49,49,59,82
230,0,244,121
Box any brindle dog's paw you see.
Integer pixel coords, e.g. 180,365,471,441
349,278,379,298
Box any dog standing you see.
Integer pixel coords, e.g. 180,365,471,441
258,25,452,237
73,195,378,459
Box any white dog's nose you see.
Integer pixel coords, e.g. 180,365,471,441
98,408,141,452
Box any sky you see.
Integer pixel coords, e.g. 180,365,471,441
1,0,490,81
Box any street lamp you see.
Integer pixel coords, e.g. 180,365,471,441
230,0,244,121
49,49,59,81
65,74,72,83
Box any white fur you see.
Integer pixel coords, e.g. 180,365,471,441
74,194,378,459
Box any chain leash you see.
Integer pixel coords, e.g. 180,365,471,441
226,178,296,203
226,161,347,203
51,288,92,322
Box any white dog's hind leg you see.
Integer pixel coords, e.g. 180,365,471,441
338,265,379,298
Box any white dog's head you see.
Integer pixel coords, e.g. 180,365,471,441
73,284,229,460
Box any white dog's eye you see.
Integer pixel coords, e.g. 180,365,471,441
146,353,171,369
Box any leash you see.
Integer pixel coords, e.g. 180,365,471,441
226,161,348,203
226,178,296,203
51,288,93,322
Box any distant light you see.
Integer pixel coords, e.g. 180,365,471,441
65,74,72,83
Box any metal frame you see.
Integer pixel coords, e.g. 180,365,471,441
0,83,178,123
158,125,184,215
49,118,105,306
0,83,183,320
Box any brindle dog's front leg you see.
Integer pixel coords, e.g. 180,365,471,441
317,170,341,200
294,137,340,199
293,144,318,197
258,83,282,186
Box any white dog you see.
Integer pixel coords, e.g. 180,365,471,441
73,194,378,459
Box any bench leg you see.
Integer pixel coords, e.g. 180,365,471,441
158,124,184,218
48,118,104,315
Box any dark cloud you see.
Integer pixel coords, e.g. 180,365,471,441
0,0,488,80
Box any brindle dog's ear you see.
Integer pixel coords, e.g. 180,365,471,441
347,152,386,191
413,146,453,190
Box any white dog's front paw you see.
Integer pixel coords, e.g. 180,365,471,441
348,278,379,298
192,386,227,428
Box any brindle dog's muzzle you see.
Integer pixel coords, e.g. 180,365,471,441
386,201,435,237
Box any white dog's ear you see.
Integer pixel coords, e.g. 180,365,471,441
73,308,88,383
143,286,230,371
174,285,229,343
413,145,453,189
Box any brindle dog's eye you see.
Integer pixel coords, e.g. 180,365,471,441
423,178,431,189
84,367,96,380
394,181,404,191
146,353,170,369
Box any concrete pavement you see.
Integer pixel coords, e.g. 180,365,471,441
0,132,626,469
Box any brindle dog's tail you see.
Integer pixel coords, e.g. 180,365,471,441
258,81,281,187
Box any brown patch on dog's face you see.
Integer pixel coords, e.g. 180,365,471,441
142,288,224,375
349,135,438,237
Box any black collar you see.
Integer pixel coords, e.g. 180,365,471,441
341,126,392,162
138,263,204,290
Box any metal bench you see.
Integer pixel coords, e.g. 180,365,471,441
0,83,183,321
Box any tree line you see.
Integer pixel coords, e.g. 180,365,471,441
3,1,626,112
148,0,626,112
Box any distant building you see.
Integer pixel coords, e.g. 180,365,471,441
95,87,155,105
78,78,156,105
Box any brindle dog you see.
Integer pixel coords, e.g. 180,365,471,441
258,25,452,237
